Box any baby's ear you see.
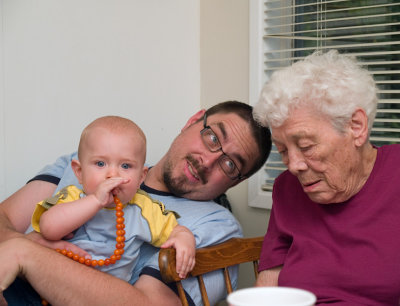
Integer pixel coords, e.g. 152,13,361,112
71,159,83,184
140,166,149,184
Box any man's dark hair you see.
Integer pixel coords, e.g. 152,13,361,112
205,100,272,178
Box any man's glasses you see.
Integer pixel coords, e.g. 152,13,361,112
200,114,244,180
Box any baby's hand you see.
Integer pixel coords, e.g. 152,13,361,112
161,225,195,279
94,177,130,207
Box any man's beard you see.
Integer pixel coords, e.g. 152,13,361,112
163,154,206,197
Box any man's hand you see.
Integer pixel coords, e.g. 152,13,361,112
161,225,196,279
0,239,25,294
0,292,7,306
25,231,90,259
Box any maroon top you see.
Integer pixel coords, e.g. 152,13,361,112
259,144,400,305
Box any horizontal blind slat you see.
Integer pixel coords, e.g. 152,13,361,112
258,0,400,193
270,22,400,37
263,41,400,54
265,31,400,41
265,12,400,25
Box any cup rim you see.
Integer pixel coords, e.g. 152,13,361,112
227,286,317,306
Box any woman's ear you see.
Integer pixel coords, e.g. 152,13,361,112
181,109,206,131
71,159,83,184
350,108,369,147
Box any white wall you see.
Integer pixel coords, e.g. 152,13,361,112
0,0,270,294
0,0,200,199
200,0,270,292
0,1,5,200
200,0,269,238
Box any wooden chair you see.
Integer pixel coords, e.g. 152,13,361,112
158,236,264,306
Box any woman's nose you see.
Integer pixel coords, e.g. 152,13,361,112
287,150,307,174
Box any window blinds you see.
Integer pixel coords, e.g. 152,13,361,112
261,0,400,192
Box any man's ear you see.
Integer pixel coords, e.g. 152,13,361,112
181,109,206,131
350,108,369,147
71,159,83,184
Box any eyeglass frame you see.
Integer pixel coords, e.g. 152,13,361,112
200,114,245,180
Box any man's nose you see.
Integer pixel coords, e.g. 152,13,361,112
202,149,222,169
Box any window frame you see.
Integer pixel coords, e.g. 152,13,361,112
249,0,273,209
248,0,400,209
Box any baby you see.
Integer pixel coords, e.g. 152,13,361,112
32,116,195,281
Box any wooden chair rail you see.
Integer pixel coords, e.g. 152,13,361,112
158,236,264,306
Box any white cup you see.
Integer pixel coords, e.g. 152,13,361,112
227,287,316,306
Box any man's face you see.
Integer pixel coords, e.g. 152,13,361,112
162,112,259,200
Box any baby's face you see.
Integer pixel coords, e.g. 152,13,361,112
78,127,147,204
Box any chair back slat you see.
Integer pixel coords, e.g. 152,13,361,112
223,267,233,293
253,261,259,278
176,281,189,306
197,275,210,306
159,236,264,305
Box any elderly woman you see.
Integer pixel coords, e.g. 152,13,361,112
253,50,400,305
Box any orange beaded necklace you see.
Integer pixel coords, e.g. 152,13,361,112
55,195,126,267
42,196,126,305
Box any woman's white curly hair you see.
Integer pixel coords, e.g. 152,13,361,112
253,50,378,135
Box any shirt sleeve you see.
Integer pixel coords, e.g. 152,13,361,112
28,152,81,193
31,185,82,232
258,178,292,272
130,190,179,247
258,207,289,271
28,153,76,183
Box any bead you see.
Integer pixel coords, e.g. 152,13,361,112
116,242,125,249
116,211,124,217
116,224,125,230
116,229,125,236
53,196,125,270
116,236,125,243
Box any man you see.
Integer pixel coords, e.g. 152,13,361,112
0,101,271,305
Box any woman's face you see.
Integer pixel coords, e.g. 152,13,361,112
271,107,364,204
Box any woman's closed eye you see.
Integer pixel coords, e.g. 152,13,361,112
299,144,315,156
